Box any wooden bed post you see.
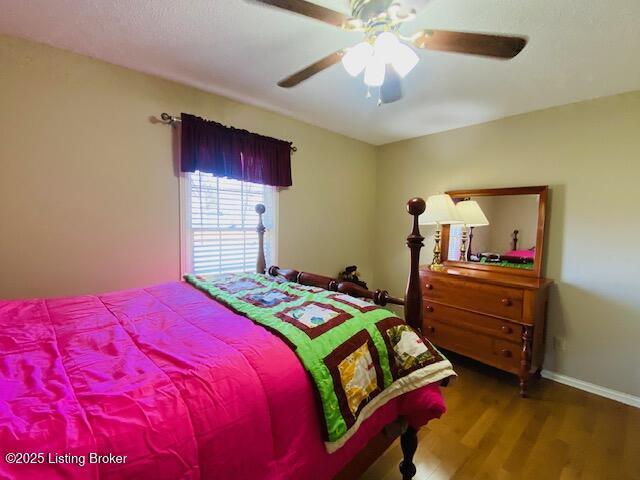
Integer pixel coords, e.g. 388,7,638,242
400,198,425,480
399,426,418,480
404,198,426,333
256,203,266,274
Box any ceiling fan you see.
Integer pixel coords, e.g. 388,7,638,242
247,0,527,104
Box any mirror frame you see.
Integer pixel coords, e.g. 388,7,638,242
441,185,548,278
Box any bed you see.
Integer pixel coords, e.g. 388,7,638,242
478,230,536,269
0,198,452,480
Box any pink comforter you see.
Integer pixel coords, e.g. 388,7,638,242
503,249,535,259
1,282,446,480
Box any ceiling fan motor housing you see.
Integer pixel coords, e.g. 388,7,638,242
350,0,389,20
348,0,429,21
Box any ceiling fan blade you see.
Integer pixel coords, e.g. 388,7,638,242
412,30,527,59
248,0,350,28
278,51,344,88
380,66,403,104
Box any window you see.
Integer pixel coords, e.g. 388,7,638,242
182,171,276,275
447,224,464,261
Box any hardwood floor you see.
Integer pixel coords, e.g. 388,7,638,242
361,353,640,480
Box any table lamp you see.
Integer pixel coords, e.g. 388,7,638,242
455,200,489,261
420,194,462,271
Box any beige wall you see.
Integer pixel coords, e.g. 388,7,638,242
0,34,377,299
375,91,640,396
487,194,539,253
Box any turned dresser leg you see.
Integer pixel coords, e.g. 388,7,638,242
519,326,533,397
399,426,418,480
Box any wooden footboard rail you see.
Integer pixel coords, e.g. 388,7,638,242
254,197,427,333
268,266,405,305
254,198,429,480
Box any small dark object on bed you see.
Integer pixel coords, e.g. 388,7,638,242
338,265,368,289
479,252,502,263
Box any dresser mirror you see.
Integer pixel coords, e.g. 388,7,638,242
441,186,548,278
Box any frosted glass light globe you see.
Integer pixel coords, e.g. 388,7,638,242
364,55,385,86
374,32,400,64
341,42,373,77
392,43,419,77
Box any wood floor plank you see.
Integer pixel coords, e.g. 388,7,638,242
362,353,640,480
474,398,534,474
623,405,640,478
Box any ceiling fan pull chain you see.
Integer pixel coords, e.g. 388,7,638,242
377,91,382,107
366,86,372,99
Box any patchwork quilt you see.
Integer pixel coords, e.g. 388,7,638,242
185,273,455,452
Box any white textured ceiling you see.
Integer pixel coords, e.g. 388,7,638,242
1,0,639,145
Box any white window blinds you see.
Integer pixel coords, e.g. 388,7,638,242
185,171,274,275
447,224,464,261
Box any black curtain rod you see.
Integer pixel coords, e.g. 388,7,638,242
159,112,297,152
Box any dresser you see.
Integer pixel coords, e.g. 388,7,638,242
420,266,552,396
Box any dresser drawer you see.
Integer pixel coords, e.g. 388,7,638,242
424,319,521,373
422,275,523,321
424,302,522,342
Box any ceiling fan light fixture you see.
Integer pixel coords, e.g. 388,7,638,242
341,41,373,76
392,42,419,77
363,55,385,87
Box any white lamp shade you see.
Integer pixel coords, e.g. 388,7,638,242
364,55,385,86
342,42,373,77
420,194,462,225
455,200,489,227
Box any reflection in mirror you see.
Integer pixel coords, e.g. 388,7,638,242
448,194,540,270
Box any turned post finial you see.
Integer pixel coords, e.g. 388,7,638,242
255,204,266,274
512,229,519,251
406,197,426,217
405,197,426,332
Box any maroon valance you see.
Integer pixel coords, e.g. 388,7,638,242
180,113,293,187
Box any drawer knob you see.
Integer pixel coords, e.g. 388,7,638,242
425,283,433,290
501,325,513,334
500,349,512,358
425,305,434,313
501,298,513,307
426,325,435,334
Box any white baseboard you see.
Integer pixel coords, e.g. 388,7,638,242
541,370,640,408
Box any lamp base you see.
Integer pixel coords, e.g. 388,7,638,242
430,224,444,272
459,227,468,262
